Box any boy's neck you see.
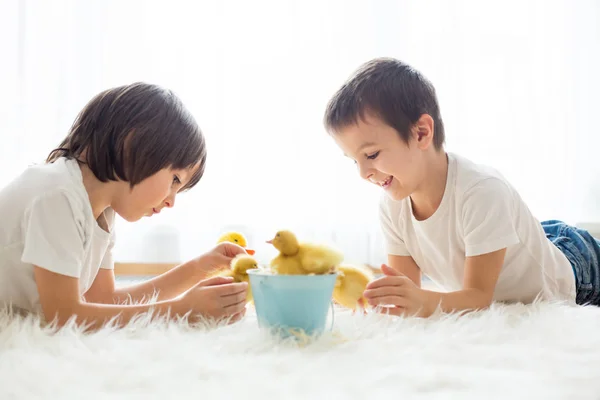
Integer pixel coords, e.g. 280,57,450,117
78,162,114,222
410,150,449,221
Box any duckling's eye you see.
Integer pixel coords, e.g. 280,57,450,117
366,151,380,160
234,239,238,243
276,233,280,237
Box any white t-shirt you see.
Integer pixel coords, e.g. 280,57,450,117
379,152,576,304
0,157,115,313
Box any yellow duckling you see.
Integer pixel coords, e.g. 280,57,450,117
208,254,258,302
333,264,374,310
217,231,255,255
267,230,344,275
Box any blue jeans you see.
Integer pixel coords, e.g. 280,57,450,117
542,220,600,306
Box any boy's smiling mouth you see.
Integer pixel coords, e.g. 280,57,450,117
379,176,393,188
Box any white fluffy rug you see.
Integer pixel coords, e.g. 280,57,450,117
2,302,600,399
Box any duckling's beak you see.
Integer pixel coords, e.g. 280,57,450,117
266,239,273,244
246,249,256,255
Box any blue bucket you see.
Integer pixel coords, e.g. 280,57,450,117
247,269,337,337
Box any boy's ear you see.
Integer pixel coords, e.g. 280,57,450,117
414,114,435,150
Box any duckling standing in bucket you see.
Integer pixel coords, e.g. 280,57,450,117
267,230,374,311
267,230,344,275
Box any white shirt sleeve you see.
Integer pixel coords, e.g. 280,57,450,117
461,178,520,257
379,196,411,256
21,190,86,278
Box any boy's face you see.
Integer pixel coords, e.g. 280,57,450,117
332,114,426,202
113,164,198,222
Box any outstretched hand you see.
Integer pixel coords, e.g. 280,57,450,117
363,264,432,317
194,242,249,278
180,275,248,324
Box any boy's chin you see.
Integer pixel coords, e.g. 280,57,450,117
114,210,144,223
385,189,408,202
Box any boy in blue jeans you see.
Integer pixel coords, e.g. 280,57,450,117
324,58,600,317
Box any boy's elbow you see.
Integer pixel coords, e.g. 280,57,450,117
473,289,494,309
82,292,116,305
40,299,85,328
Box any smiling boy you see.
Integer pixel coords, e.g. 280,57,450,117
324,58,600,316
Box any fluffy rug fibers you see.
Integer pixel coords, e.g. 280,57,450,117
1,302,600,399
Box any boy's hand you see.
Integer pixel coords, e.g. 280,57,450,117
363,264,434,317
193,242,249,278
179,275,248,323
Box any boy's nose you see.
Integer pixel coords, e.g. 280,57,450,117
359,165,373,180
164,195,176,208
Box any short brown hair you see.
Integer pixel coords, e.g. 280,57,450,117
324,57,445,150
47,82,206,190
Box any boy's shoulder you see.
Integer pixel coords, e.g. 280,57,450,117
451,153,508,190
450,152,516,203
0,158,89,214
20,157,74,181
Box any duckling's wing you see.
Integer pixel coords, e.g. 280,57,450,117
279,257,306,275
270,255,304,275
300,244,344,274
270,254,283,273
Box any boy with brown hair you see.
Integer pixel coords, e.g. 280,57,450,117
324,58,600,316
0,83,248,328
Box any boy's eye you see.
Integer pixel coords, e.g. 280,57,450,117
366,151,380,160
173,175,181,185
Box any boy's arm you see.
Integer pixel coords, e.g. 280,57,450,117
422,248,505,314
35,266,186,330
36,266,247,331
368,179,515,317
420,177,515,315
366,249,505,317
84,260,205,304
85,242,248,304
85,230,205,304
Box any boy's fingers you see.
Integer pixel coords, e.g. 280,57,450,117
198,276,234,287
219,242,247,257
224,299,247,315
226,308,247,324
363,287,406,299
217,282,248,297
221,290,248,306
381,264,403,276
366,276,408,290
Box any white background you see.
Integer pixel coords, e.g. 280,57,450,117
1,0,598,266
